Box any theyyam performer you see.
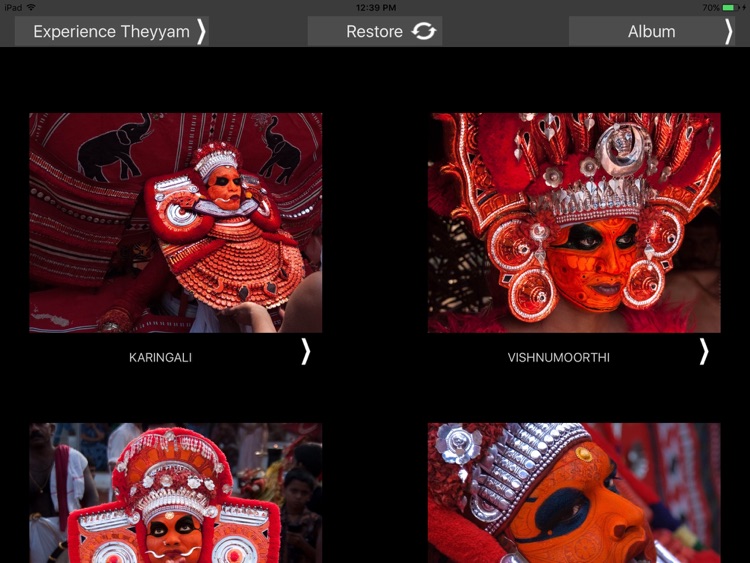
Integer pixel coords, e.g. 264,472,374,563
427,422,720,563
429,113,720,332
67,427,280,563
98,140,306,332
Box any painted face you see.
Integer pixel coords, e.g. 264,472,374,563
547,218,637,312
145,511,202,563
509,442,656,563
206,166,243,211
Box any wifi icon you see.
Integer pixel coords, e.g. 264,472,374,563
26,3,36,9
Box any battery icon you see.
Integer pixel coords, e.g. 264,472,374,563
722,4,738,10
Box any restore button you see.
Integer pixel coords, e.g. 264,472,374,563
308,16,442,46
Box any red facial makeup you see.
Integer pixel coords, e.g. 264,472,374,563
547,218,638,312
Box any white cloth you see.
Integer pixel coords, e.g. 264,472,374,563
190,302,221,333
29,516,69,563
107,423,141,501
29,448,88,563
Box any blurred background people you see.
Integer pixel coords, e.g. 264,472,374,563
29,422,99,563
79,422,109,472
279,468,322,563
210,422,240,470
292,442,323,516
52,422,77,449
107,423,142,501
238,423,269,471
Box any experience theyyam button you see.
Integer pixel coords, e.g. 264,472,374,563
15,16,209,46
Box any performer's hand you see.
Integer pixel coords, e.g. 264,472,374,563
219,302,277,332
220,302,265,326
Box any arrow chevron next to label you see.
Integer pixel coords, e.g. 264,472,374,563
725,18,732,45
197,18,205,45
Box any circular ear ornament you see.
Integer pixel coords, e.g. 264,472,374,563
164,193,200,228
213,535,258,563
488,219,534,273
643,209,683,260
488,218,558,321
145,174,214,244
623,258,665,309
508,268,558,321
92,541,138,563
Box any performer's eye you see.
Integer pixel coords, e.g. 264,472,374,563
176,516,198,534
604,475,621,492
214,177,229,186
578,236,599,249
233,178,243,186
534,488,590,537
604,461,621,493
149,522,168,537
555,224,602,251
616,225,638,249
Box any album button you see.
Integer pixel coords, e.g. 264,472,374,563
568,16,735,47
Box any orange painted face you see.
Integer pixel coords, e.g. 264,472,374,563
508,442,656,563
547,218,638,312
145,510,203,563
206,166,243,211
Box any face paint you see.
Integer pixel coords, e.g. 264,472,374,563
206,166,243,211
145,511,202,563
508,443,656,563
547,218,638,312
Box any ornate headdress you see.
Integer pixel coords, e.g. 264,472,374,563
113,428,229,525
435,113,721,321
192,141,243,181
68,427,281,563
428,423,592,563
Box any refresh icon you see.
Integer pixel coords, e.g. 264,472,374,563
412,21,437,40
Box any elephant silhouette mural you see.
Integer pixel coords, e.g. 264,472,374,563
259,115,301,185
77,113,153,182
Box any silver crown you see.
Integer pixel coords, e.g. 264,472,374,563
529,176,653,227
526,122,656,227
139,486,213,524
468,423,590,534
194,150,239,181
